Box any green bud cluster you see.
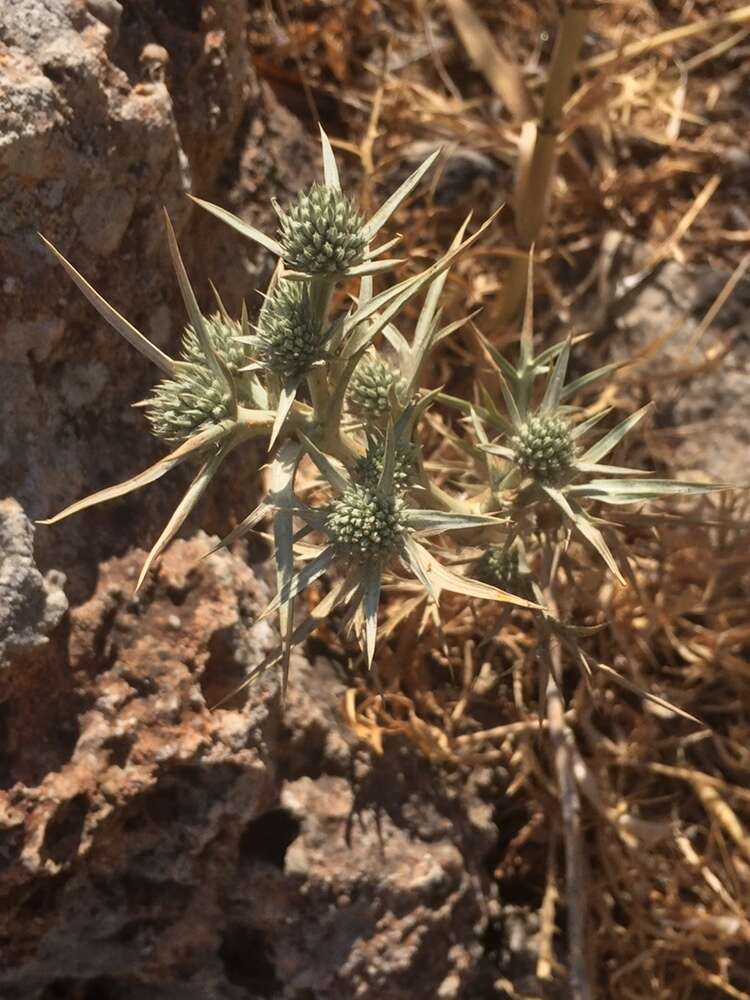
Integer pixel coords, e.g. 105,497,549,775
145,365,230,443
353,437,416,492
277,184,367,275
347,354,406,420
255,281,325,378
512,413,575,483
181,312,246,373
473,546,524,594
325,484,405,561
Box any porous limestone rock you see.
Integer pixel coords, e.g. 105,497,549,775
0,536,505,999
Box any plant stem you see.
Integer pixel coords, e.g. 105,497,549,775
308,367,330,420
537,541,593,1000
497,3,592,322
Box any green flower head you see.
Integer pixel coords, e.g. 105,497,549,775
181,312,246,373
254,281,325,378
277,183,367,275
512,413,576,483
473,545,524,595
325,483,405,562
146,364,231,444
353,435,417,493
347,354,406,421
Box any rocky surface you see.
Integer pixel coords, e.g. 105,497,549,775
0,536,509,999
0,498,68,663
600,249,750,484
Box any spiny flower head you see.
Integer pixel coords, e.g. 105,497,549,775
145,364,230,443
325,484,405,561
277,183,367,275
473,546,523,595
353,437,417,493
347,354,406,421
254,281,325,378
181,313,246,373
512,413,576,483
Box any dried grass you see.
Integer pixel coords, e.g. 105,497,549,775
250,2,750,995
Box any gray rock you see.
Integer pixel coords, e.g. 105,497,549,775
606,248,750,484
0,498,67,664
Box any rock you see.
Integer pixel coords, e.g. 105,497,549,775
0,498,68,665
606,252,750,484
0,537,505,999
263,774,486,999
0,536,280,998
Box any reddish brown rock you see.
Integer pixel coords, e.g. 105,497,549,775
0,536,507,999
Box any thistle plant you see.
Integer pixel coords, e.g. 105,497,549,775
245,280,325,379
473,544,524,595
353,432,417,492
180,311,246,371
40,126,724,706
145,361,233,444
510,412,576,483
276,184,367,275
347,352,407,421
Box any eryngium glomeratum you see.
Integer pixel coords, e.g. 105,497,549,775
255,281,325,378
353,437,416,492
473,546,524,595
277,184,367,275
146,364,230,443
326,484,405,560
347,355,406,420
181,312,246,373
511,413,575,483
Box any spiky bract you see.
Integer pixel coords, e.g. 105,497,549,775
277,184,367,275
326,484,405,561
255,281,325,378
347,355,406,420
181,313,246,372
512,413,575,483
146,365,230,443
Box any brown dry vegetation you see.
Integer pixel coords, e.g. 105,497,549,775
246,2,750,998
